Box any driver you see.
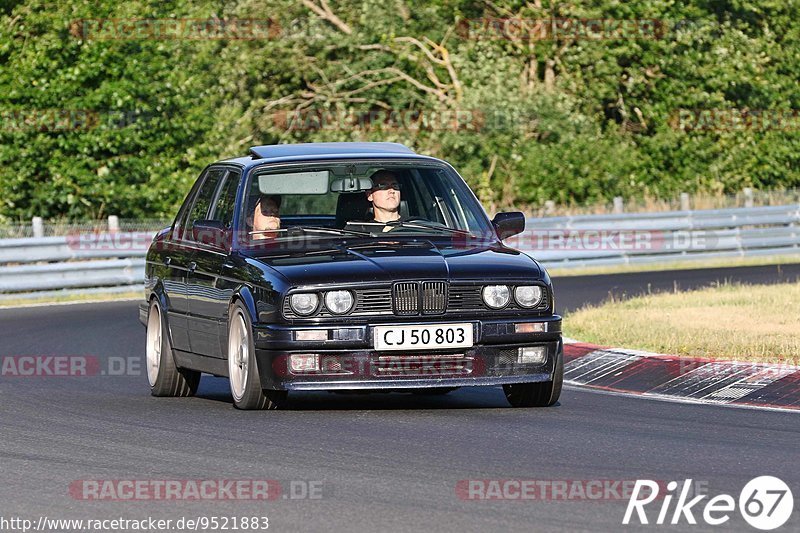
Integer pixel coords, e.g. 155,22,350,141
366,170,402,231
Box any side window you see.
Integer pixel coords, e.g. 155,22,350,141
186,168,226,240
172,199,192,241
210,171,240,229
173,170,208,240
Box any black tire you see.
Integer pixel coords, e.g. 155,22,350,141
146,300,200,397
227,302,287,410
503,347,563,407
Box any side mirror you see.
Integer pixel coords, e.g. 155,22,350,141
492,211,525,240
192,220,232,251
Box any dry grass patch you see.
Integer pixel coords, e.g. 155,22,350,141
564,282,800,365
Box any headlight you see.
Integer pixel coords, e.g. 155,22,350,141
482,285,510,309
324,290,354,314
290,293,319,316
514,285,543,308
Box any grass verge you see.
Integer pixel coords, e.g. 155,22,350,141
548,255,800,278
0,291,141,309
563,281,800,365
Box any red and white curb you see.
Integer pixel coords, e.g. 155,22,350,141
563,339,800,412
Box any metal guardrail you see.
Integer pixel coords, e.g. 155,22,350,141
0,204,799,293
0,235,151,263
0,258,145,292
524,204,800,230
0,232,154,293
515,204,800,268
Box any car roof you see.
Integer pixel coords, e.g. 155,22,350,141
219,142,444,170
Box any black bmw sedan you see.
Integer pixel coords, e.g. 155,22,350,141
139,142,563,409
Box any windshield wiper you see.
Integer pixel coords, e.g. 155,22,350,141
385,219,475,236
249,226,371,239
297,226,372,237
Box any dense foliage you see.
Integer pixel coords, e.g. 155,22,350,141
1,0,798,220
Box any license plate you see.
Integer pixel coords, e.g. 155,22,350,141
373,323,474,351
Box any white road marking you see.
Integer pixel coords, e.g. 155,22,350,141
566,345,800,412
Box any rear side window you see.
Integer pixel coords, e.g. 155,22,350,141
210,170,240,229
187,168,226,232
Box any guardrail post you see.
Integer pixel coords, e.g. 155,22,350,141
680,192,690,211
743,188,754,208
613,196,624,214
32,217,44,238
108,215,119,233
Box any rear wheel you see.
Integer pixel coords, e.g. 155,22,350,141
146,300,200,397
503,349,563,408
227,302,287,410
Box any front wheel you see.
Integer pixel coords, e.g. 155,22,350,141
503,349,563,408
227,302,287,410
146,300,200,397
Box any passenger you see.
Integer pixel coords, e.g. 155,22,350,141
250,194,281,240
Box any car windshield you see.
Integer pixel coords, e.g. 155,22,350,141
241,160,494,246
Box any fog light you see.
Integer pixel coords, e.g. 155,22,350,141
290,354,319,373
321,356,343,372
518,347,546,364
296,330,328,341
515,322,547,334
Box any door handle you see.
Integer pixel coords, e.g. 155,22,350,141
188,261,197,272
222,260,235,269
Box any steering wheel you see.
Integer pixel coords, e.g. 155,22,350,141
387,216,428,225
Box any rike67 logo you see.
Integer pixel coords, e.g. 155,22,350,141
624,477,794,530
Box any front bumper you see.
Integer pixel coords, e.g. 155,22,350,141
253,316,562,391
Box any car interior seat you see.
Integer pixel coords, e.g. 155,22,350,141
335,193,372,228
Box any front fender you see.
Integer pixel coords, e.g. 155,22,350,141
231,285,258,324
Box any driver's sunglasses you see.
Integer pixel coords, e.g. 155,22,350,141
372,181,401,191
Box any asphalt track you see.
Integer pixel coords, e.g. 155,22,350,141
1,264,799,532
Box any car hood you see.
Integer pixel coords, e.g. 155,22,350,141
244,239,542,287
